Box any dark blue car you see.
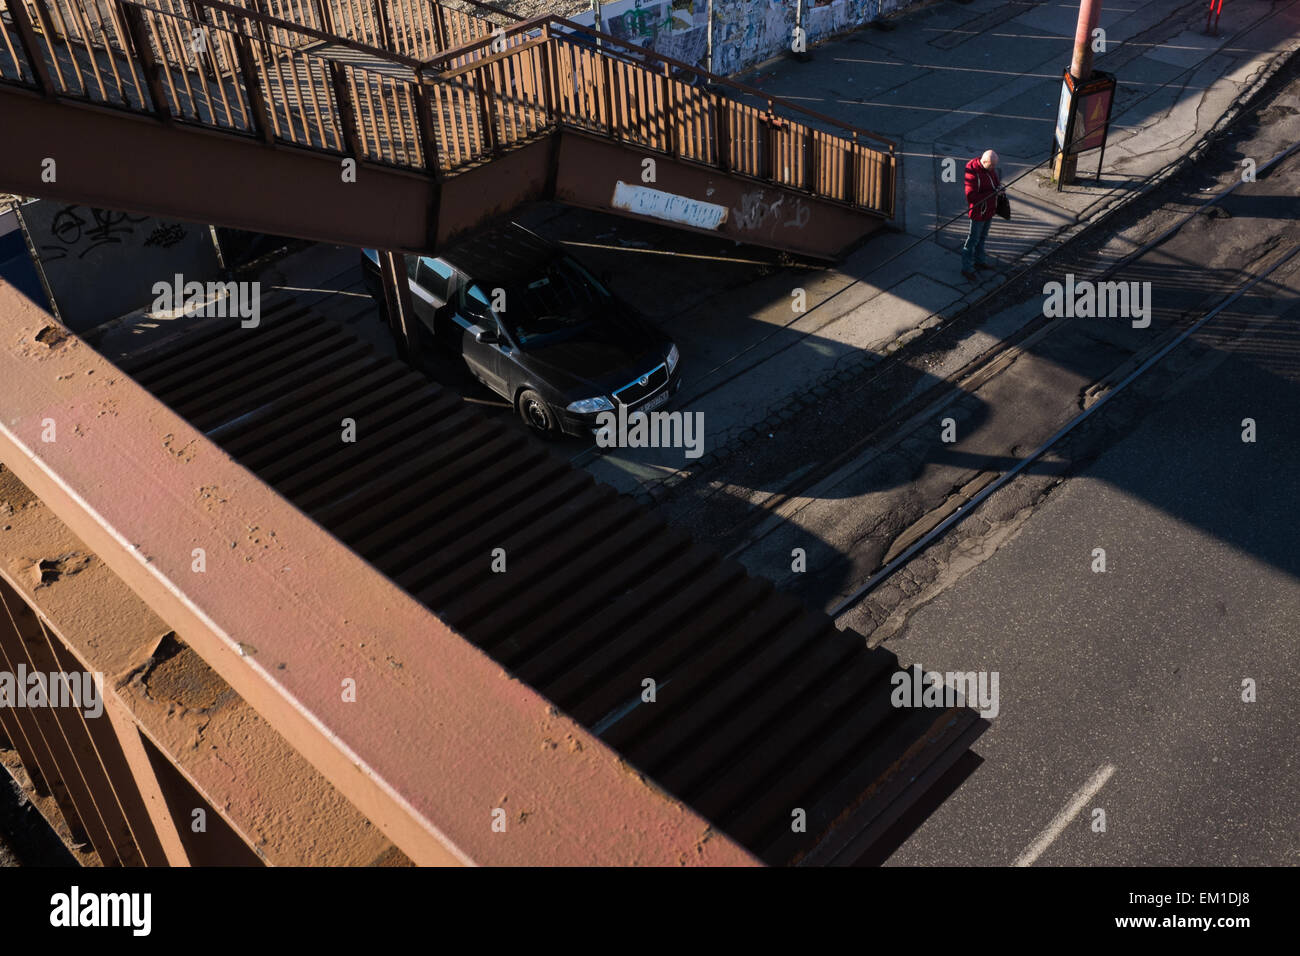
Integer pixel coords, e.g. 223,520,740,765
362,223,681,439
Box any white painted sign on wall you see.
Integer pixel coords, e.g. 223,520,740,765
611,181,729,230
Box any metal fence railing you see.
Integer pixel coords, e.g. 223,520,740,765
0,0,895,216
419,15,895,215
1,0,432,165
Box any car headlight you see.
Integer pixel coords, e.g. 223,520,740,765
566,396,614,414
666,344,680,373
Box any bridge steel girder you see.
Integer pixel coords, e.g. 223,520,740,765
0,87,439,253
0,466,405,867
552,132,887,261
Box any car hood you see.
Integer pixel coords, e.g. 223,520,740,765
517,316,670,397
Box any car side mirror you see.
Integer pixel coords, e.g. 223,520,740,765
475,326,500,345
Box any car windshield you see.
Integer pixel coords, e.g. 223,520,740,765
496,257,611,348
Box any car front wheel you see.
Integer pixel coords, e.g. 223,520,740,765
518,389,560,440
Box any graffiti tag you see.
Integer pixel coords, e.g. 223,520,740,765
144,223,188,249
732,190,811,235
42,205,148,260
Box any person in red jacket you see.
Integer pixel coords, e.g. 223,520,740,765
961,149,1001,280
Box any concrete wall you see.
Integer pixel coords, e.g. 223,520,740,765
574,0,921,76
16,200,220,333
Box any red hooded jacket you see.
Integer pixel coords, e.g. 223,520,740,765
964,157,1000,221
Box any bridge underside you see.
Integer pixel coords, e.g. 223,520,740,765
1,85,885,259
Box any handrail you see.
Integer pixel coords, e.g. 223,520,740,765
420,13,897,151
124,0,426,68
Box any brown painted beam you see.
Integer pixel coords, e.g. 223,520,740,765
0,467,402,867
0,83,882,260
553,132,882,261
0,282,761,866
100,695,193,865
0,85,435,251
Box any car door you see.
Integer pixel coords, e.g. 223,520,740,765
410,257,453,329
452,282,510,398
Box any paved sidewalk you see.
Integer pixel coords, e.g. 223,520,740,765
576,0,1300,498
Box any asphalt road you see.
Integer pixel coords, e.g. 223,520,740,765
881,280,1300,866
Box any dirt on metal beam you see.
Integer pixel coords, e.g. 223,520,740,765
0,466,401,866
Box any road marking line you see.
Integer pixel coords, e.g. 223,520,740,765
1012,763,1116,867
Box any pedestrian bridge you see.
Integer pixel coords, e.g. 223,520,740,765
0,0,896,259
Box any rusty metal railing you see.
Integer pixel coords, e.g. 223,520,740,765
1,0,432,165
253,0,897,212
216,0,505,57
420,15,895,214
0,0,895,217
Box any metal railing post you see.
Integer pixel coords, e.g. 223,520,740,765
372,0,393,49
477,66,500,156
887,146,897,216
116,0,172,121
412,81,442,176
26,0,61,50
431,1,448,50
233,30,275,143
599,51,616,140
537,27,555,124
329,60,365,158
6,0,57,95
764,98,778,182
845,131,859,206
661,61,676,158
314,0,336,34
248,0,273,44
803,127,815,193
714,94,729,171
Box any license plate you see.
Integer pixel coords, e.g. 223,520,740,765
639,390,670,412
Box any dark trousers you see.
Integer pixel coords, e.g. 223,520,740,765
962,216,992,272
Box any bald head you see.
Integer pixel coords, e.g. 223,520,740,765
981,149,999,169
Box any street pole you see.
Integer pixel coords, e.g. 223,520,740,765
1069,0,1102,82
1056,0,1103,184
706,0,714,74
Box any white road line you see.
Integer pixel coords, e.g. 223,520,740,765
1012,764,1116,867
